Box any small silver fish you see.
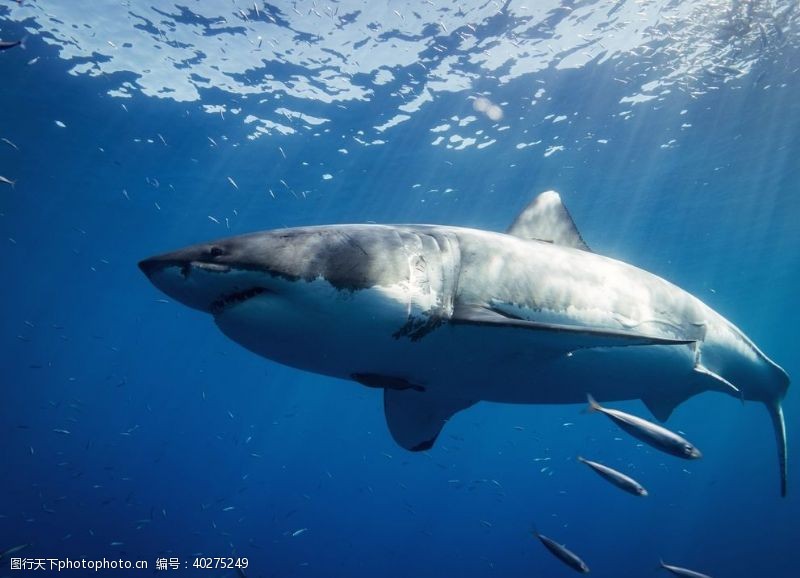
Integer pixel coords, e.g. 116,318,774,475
587,394,701,459
227,176,239,190
660,559,713,578
535,532,589,573
577,456,648,496
0,176,15,188
0,35,26,51
0,543,30,560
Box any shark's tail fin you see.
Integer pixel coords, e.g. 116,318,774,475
529,521,540,537
766,401,787,497
586,393,601,413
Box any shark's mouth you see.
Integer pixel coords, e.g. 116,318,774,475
210,287,268,314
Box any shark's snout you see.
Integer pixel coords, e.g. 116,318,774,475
139,250,218,312
138,257,166,278
139,245,275,315
138,244,197,277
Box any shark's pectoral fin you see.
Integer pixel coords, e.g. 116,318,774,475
383,389,474,451
766,401,788,497
451,304,695,350
506,190,592,251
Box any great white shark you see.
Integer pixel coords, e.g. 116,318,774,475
139,191,790,495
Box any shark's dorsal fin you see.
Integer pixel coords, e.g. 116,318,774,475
383,389,474,451
506,190,591,251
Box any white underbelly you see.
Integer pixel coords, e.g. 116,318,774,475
214,290,698,405
389,325,696,404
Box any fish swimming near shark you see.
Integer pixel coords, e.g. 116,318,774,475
0,543,30,562
0,35,26,51
577,455,648,496
586,394,702,460
659,559,713,578
139,190,790,495
534,531,590,573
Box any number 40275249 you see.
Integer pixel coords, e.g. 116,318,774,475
192,558,248,570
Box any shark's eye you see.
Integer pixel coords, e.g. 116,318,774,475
209,246,225,258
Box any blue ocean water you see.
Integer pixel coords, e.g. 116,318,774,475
2,1,799,576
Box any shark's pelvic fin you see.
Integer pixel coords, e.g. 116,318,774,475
641,390,697,422
383,389,474,451
506,190,591,251
766,401,788,497
451,304,695,349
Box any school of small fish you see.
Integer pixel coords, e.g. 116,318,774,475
534,395,710,575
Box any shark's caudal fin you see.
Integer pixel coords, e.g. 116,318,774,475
506,190,591,251
766,401,788,497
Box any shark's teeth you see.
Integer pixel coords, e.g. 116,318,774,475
210,287,267,314
193,262,231,273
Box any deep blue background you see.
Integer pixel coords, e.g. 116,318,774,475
2,6,799,578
